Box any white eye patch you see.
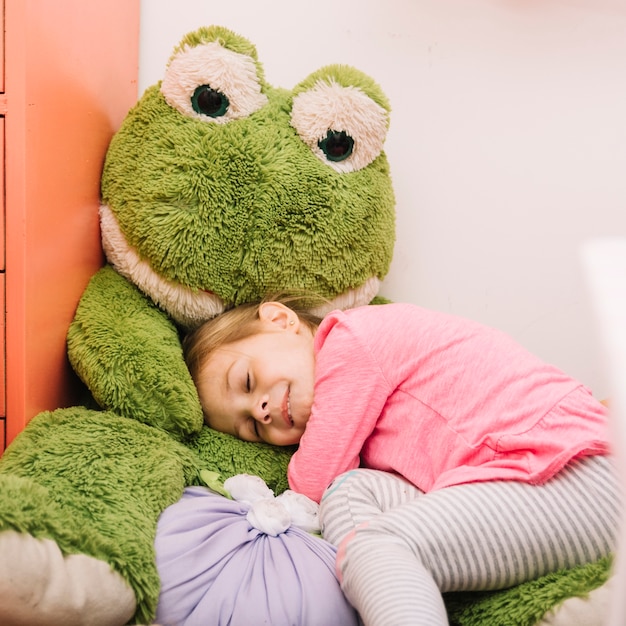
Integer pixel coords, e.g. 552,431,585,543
291,80,389,173
161,41,268,124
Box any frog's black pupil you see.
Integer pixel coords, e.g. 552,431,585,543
192,85,229,117
197,89,221,113
318,130,354,162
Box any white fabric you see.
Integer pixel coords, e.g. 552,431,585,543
224,473,320,535
0,530,136,626
538,576,612,626
582,237,626,626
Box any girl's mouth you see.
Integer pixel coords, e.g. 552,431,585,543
282,389,294,427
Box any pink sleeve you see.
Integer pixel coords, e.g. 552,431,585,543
287,317,391,502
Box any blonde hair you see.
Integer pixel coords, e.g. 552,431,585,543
183,294,325,401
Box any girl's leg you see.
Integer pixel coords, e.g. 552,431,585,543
320,456,620,626
320,468,424,546
320,469,446,624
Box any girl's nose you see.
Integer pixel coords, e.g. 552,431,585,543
252,397,271,423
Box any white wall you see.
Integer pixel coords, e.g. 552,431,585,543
140,0,626,398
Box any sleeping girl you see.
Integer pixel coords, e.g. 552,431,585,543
183,297,618,626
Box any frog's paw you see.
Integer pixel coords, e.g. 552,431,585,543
0,530,136,626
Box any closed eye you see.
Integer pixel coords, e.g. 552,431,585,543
246,372,251,392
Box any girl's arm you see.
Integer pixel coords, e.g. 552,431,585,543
287,321,391,502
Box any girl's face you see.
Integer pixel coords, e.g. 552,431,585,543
196,302,316,446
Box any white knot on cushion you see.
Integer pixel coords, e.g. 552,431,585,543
224,474,320,535
246,498,291,536
277,489,321,533
224,474,274,505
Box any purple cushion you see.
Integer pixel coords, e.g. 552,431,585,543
155,486,358,626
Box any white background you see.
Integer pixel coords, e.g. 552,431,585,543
139,0,626,398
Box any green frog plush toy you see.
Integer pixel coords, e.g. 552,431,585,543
0,25,612,626
0,25,394,626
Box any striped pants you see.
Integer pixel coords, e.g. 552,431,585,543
319,455,620,626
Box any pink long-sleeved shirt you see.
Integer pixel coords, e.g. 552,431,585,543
287,303,610,503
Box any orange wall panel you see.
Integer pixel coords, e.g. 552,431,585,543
0,116,4,270
0,271,5,421
4,1,140,446
0,0,4,94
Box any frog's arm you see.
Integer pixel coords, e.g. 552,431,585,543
67,265,204,439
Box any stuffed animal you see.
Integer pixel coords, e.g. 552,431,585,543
0,25,393,626
0,24,613,626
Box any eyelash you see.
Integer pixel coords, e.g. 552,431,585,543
245,372,259,438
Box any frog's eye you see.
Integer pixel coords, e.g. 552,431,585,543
191,85,229,118
161,41,267,124
291,79,389,173
318,130,354,162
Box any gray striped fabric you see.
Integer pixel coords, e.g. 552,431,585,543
320,456,619,626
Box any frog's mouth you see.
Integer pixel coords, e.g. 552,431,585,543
100,204,381,329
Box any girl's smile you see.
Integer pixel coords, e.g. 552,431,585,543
282,388,294,427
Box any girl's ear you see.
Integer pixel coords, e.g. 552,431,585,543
258,302,299,331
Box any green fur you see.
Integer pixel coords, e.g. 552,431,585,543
67,266,203,439
445,557,612,626
171,25,266,85
293,64,392,114
190,427,294,495
0,408,200,624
